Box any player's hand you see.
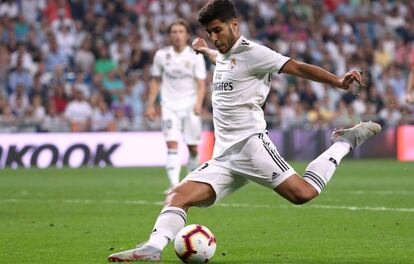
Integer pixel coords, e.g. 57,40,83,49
406,93,414,104
193,103,203,115
144,105,156,121
192,38,208,54
339,70,362,90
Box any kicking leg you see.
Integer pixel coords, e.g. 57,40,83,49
275,121,381,204
108,181,215,262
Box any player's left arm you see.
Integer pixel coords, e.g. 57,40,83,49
194,79,206,115
280,59,362,90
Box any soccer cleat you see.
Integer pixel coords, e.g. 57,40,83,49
331,121,381,150
108,244,161,262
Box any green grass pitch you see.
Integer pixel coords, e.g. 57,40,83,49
1,160,413,263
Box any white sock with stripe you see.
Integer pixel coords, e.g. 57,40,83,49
147,206,187,250
303,142,350,193
166,149,181,187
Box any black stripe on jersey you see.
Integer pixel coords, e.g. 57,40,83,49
303,171,325,190
260,134,289,172
160,209,187,223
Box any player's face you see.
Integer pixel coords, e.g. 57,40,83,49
169,24,189,50
205,19,239,54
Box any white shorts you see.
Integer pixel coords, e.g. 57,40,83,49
183,133,296,205
161,106,202,145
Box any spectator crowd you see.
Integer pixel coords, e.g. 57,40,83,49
0,0,413,133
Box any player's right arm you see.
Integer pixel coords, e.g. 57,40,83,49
192,37,217,65
280,59,361,90
406,66,414,104
144,76,161,121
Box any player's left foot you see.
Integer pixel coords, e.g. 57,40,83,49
108,244,161,262
331,121,381,150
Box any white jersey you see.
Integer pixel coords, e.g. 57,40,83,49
152,46,207,111
212,36,290,157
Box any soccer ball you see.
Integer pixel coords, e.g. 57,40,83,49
174,224,216,263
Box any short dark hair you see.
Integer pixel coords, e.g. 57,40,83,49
167,18,191,34
197,0,237,26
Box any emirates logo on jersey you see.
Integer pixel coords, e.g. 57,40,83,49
229,58,236,70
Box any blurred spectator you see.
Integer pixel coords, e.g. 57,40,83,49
103,69,124,101
55,24,76,60
64,89,92,131
91,99,115,131
379,100,402,127
9,84,30,117
0,44,10,95
74,37,95,75
10,42,34,71
8,56,32,94
43,33,67,72
0,0,18,19
31,94,47,122
29,71,49,105
21,0,47,24
94,44,116,76
72,71,91,98
50,82,68,115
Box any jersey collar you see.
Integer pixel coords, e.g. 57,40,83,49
224,35,244,56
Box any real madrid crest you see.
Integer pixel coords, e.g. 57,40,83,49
229,58,236,70
185,61,192,69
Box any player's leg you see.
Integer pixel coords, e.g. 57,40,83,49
187,145,199,172
108,160,247,262
275,121,381,203
162,107,182,190
229,133,313,204
108,181,215,262
183,109,202,173
166,141,180,190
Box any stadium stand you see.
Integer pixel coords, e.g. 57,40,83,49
0,0,413,132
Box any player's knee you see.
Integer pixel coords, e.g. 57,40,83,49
188,146,198,156
165,189,190,208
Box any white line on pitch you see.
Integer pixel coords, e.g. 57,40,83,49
1,198,414,213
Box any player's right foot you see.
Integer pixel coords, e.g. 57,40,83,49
108,244,161,262
331,121,381,150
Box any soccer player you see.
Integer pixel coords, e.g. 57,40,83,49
108,1,381,262
144,19,207,192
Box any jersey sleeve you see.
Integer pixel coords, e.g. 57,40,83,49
247,44,290,74
194,54,207,80
151,51,163,77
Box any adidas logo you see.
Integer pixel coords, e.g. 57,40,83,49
241,39,250,46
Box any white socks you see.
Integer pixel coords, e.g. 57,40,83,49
303,142,350,193
166,149,181,187
187,153,199,173
147,206,187,250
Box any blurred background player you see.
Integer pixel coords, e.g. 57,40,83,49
144,19,207,193
108,0,380,262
